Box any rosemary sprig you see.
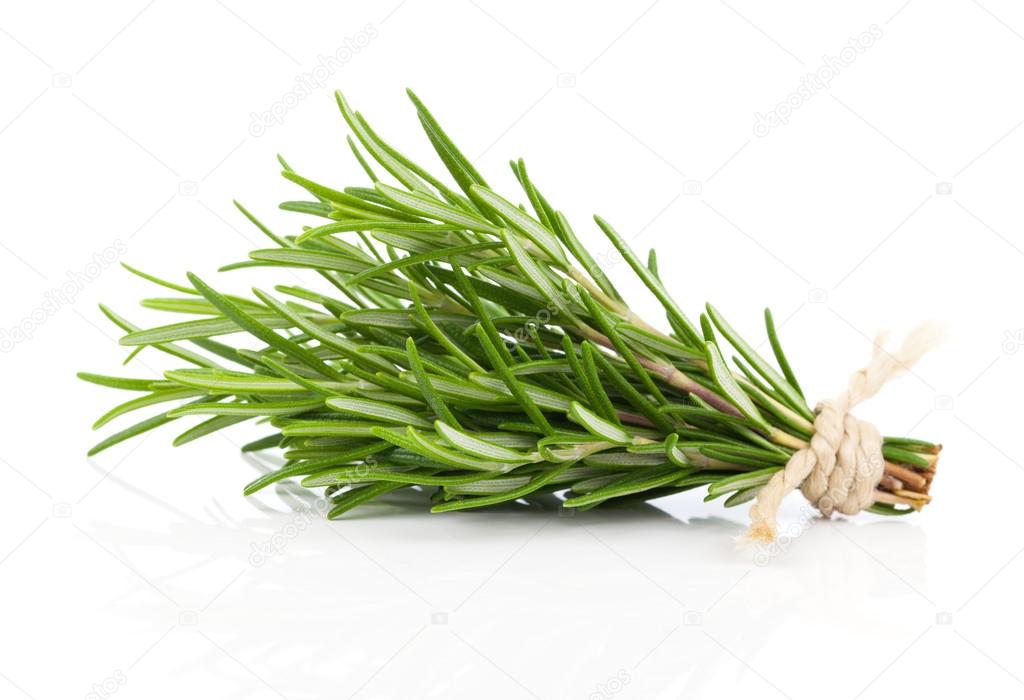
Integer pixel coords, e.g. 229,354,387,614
80,89,939,520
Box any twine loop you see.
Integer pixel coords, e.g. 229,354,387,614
746,324,943,543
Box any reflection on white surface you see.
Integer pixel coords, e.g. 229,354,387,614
3,0,1024,696
54,454,950,700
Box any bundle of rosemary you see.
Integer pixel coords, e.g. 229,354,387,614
80,90,939,539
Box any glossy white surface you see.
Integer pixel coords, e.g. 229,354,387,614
2,1,1023,697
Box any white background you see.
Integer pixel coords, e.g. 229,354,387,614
2,1,1023,698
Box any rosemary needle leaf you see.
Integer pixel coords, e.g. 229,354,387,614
705,303,813,421
568,402,634,446
80,90,939,523
704,341,770,433
764,307,805,400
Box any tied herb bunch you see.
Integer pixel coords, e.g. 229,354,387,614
80,90,939,523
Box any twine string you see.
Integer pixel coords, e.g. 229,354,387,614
746,324,943,543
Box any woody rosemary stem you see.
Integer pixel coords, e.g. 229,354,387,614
78,88,941,524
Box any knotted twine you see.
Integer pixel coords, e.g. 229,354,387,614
746,324,943,543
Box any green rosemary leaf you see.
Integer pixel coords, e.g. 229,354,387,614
407,88,490,195
93,388,205,429
284,440,391,464
397,427,517,472
616,324,702,362
120,262,197,295
81,90,938,527
279,200,334,217
705,466,781,498
280,419,381,438
340,137,376,184
724,486,761,508
245,461,323,495
501,229,574,321
336,92,433,195
563,465,683,508
867,503,916,516
882,445,931,469
705,304,813,421
342,308,471,331
99,305,224,369
234,200,291,248
87,398,212,456
764,308,804,400
511,159,554,230
430,460,574,512
411,373,510,405
165,369,340,395
583,452,666,467
700,313,717,343
408,285,484,373
167,399,323,418
586,345,676,433
470,185,568,267
247,248,368,275
473,325,553,434
552,211,623,302
579,292,667,405
568,402,633,446
260,357,343,397
328,482,402,519
251,290,398,380
375,183,498,233
881,437,940,454
346,241,501,287
77,372,174,392
509,359,571,376
704,342,770,433
173,414,251,447
281,170,409,221
562,337,602,414
119,314,293,346
593,215,702,347
326,396,431,428
434,421,534,463
406,337,460,427
188,273,346,383
580,343,620,423
647,249,659,279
